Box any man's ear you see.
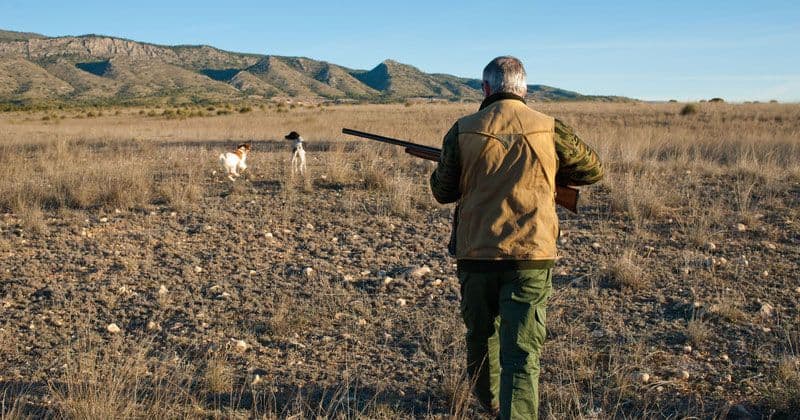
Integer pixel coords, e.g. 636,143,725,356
481,81,492,97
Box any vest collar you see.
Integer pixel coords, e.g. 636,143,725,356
479,92,526,110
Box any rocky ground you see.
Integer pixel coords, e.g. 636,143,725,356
1,108,799,418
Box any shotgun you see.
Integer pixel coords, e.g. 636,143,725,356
341,128,580,213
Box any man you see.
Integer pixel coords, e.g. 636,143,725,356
429,56,603,419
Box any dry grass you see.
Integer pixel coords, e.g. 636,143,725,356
1,101,799,418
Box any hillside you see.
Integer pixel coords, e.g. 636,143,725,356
0,29,629,105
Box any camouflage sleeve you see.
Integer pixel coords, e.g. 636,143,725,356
554,119,604,186
429,122,461,203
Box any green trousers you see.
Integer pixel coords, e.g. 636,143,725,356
458,268,552,420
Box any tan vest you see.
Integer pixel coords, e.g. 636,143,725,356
456,99,558,261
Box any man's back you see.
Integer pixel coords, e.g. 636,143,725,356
454,97,559,262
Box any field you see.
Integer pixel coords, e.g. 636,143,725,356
0,101,799,418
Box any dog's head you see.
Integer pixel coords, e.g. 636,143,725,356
237,143,251,153
284,131,301,141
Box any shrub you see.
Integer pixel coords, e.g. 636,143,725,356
238,106,252,113
709,97,725,103
680,104,698,116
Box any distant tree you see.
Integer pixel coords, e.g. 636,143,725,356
709,97,725,103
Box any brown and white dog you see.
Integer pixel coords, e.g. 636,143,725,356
285,131,306,175
219,143,250,181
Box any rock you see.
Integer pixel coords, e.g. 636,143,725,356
717,257,728,265
305,223,314,230
735,223,747,232
721,354,729,362
409,266,432,279
705,242,716,251
357,319,367,326
795,286,800,294
397,298,407,307
158,285,168,296
679,370,690,380
265,232,273,239
107,323,121,334
591,242,601,250
383,277,393,285
638,372,650,384
431,279,443,287
146,321,159,331
683,345,692,354
249,270,257,275
761,270,769,277
194,266,203,273
232,339,249,352
170,212,177,217
343,274,355,282
764,242,777,251
99,217,109,223
303,267,314,277
759,303,774,318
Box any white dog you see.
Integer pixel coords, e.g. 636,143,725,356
285,131,306,175
218,143,250,181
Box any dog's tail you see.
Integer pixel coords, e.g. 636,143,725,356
218,153,226,165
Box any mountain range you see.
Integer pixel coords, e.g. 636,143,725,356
0,29,628,105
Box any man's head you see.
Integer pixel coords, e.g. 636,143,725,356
481,56,527,98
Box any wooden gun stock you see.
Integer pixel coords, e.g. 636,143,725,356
342,128,580,213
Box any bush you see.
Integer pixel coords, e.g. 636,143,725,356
680,104,698,116
238,106,252,113
709,97,725,103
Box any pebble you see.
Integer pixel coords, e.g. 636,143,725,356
343,274,355,282
795,287,800,294
303,267,314,277
764,242,777,251
761,270,769,278
265,232,273,239
99,217,109,223
170,212,177,217
194,266,203,273
232,339,249,352
107,323,121,334
147,321,159,331
721,354,729,362
383,277,393,285
357,319,367,326
683,345,692,354
705,242,716,251
724,374,732,382
717,257,728,265
735,223,747,232
158,285,169,296
591,242,601,250
409,266,432,279
305,223,314,230
430,279,443,287
249,270,257,275
759,303,774,318
397,298,407,307
638,372,650,384
679,370,690,380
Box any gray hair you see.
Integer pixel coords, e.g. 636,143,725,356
482,56,527,97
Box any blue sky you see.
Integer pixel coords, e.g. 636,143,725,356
2,0,799,101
